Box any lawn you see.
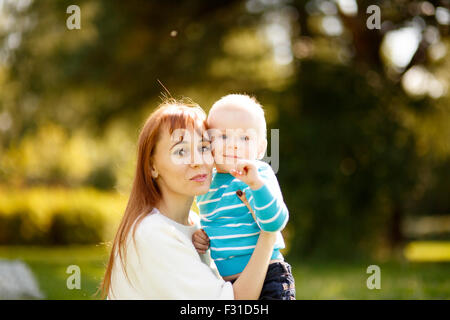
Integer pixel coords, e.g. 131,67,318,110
0,245,449,299
0,245,109,300
291,259,450,299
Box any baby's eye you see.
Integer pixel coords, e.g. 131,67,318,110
221,134,227,140
200,145,211,153
241,136,250,141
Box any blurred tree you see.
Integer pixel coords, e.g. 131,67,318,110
0,0,247,141
273,60,420,259
267,0,450,258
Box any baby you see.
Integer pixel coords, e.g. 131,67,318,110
192,94,295,300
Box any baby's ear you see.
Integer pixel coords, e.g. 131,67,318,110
257,138,267,160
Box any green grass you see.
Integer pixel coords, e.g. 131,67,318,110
0,246,449,299
0,245,109,300
290,259,450,299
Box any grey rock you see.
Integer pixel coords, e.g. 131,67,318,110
0,259,45,300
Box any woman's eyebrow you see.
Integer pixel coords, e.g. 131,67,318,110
170,135,210,150
170,140,187,150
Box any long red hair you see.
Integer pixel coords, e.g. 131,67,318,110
98,98,207,299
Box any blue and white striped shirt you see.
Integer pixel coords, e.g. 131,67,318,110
196,160,289,277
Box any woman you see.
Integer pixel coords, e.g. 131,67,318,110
100,98,277,299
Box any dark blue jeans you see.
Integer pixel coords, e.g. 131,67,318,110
230,261,296,300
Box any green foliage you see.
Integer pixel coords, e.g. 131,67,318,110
0,122,136,191
274,60,421,260
49,209,105,245
84,164,117,191
0,187,127,245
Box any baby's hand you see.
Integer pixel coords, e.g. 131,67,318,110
192,228,210,254
230,160,264,190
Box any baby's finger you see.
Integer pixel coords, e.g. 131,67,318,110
196,230,209,241
200,229,210,239
237,162,248,172
193,236,207,247
194,241,209,251
230,169,244,177
194,233,209,246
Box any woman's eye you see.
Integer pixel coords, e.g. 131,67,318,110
241,136,250,141
221,134,227,140
175,148,186,156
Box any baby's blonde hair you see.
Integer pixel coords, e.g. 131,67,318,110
208,94,267,139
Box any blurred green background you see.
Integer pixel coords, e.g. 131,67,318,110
0,0,449,299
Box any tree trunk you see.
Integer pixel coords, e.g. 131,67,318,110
389,203,404,250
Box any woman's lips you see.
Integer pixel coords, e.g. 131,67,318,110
190,174,208,182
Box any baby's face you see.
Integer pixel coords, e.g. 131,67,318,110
207,106,265,173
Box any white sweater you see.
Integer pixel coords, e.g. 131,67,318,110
108,208,234,300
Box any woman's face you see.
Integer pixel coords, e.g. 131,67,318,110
151,126,214,197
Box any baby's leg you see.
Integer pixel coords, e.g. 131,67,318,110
259,261,296,300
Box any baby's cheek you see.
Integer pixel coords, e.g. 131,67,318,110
241,143,259,160
212,151,224,167
212,144,225,160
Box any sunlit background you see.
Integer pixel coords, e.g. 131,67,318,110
0,0,449,299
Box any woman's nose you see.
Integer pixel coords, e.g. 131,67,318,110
190,148,212,167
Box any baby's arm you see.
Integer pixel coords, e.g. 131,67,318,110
192,228,210,254
231,161,289,232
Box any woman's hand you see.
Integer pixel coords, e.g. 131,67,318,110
192,228,210,254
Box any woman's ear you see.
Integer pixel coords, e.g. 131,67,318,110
257,138,267,160
150,163,159,179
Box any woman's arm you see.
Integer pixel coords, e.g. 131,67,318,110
122,215,275,299
231,230,277,300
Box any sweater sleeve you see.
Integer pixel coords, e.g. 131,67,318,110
247,163,289,232
126,220,234,300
